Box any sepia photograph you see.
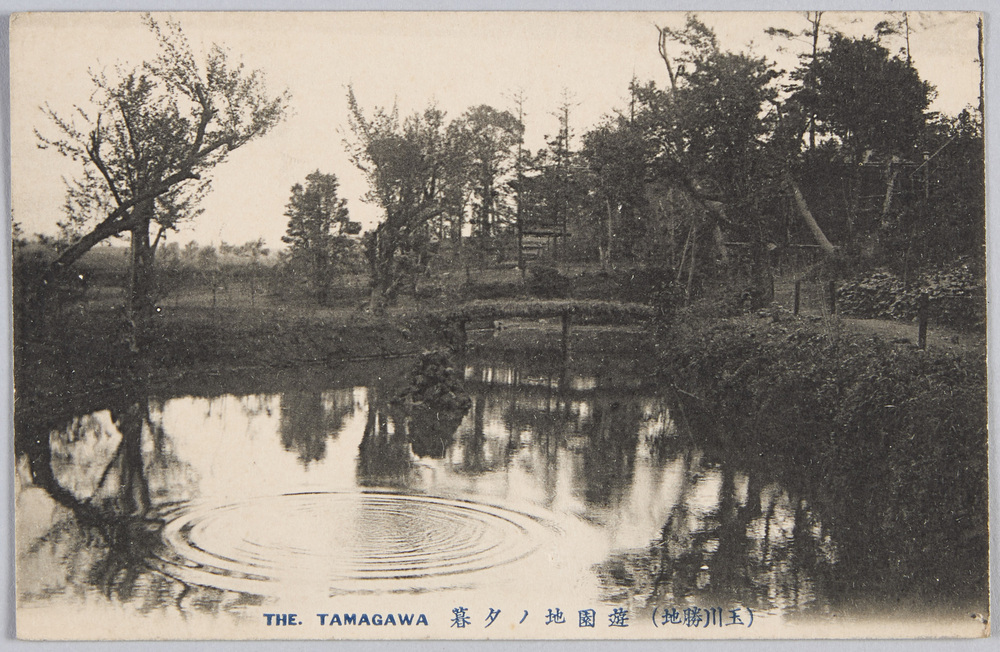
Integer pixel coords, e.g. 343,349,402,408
9,9,990,640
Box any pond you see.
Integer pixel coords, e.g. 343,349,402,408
14,353,987,636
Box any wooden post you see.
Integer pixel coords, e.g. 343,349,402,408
794,280,801,315
918,292,929,349
827,280,836,315
561,311,572,360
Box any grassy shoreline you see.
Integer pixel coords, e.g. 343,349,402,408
659,304,989,604
13,306,433,412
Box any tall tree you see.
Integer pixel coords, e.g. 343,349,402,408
533,90,579,265
345,88,453,312
281,171,359,305
804,34,933,160
508,90,529,274
581,110,650,266
766,11,826,151
35,15,289,349
782,31,934,256
454,104,523,244
638,18,782,287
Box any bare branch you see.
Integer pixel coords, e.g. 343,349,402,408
86,118,125,207
656,25,679,91
116,99,142,164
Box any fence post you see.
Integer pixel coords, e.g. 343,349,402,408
828,280,837,315
918,292,929,349
794,280,801,316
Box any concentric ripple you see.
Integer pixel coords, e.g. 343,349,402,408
151,492,556,595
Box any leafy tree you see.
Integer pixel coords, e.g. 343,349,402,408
345,87,455,312
454,105,524,242
438,119,474,248
520,146,592,265
580,109,651,265
766,11,827,151
804,34,933,160
34,14,289,349
281,171,359,304
546,92,576,263
778,30,935,260
517,93,587,266
636,19,783,296
894,110,985,277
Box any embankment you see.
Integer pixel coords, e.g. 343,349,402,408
660,307,989,606
14,308,441,413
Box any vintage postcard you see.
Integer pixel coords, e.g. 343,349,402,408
10,10,989,640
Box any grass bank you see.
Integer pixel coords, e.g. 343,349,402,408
660,303,989,606
13,304,443,410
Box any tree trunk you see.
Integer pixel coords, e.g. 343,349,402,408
881,157,900,224
127,202,155,354
368,283,387,314
315,250,330,305
676,224,695,283
712,224,729,265
517,202,525,276
454,199,465,259
603,199,615,269
685,226,697,304
673,179,729,267
785,171,836,256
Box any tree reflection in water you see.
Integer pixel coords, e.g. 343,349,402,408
595,448,842,617
15,375,260,615
14,357,985,622
357,391,414,487
279,387,356,464
580,400,642,507
356,376,471,486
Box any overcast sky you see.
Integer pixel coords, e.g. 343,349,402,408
10,11,983,251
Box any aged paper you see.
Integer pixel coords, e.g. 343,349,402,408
10,10,990,640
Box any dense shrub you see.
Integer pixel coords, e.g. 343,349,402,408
391,351,471,459
611,266,679,306
460,279,525,301
837,261,985,329
663,314,988,601
526,265,570,299
393,351,471,413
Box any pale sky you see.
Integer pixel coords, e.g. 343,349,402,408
10,11,983,251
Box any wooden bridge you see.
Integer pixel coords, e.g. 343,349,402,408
439,299,661,357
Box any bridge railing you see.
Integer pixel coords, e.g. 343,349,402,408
436,299,662,356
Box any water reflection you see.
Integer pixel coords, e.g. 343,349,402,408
14,357,987,622
595,456,839,617
357,392,413,487
16,379,214,611
279,388,355,465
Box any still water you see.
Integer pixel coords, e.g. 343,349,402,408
14,354,985,632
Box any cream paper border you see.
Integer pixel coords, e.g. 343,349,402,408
4,0,997,646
